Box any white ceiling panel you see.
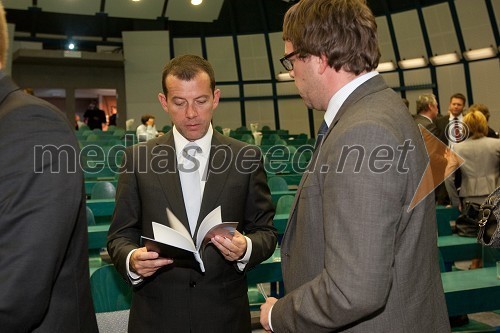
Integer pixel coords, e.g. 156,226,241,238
36,0,100,16
106,0,165,20
2,0,33,10
166,0,224,22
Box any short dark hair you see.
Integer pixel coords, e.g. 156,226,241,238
282,0,380,75
140,114,155,125
449,93,466,105
161,55,216,96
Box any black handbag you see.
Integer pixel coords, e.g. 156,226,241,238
477,187,500,248
455,201,481,237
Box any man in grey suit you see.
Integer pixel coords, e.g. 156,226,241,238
107,55,277,333
414,93,440,136
0,4,98,332
260,0,450,332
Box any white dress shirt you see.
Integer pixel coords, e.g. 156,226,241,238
127,124,252,282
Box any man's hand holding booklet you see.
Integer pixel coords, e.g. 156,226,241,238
141,206,237,272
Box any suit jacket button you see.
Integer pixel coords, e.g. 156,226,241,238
189,281,196,288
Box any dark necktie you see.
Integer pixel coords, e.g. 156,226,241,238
315,120,329,148
452,117,460,143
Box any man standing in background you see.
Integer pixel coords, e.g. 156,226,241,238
84,100,107,130
436,93,467,145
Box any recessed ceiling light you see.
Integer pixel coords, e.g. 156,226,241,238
191,0,203,5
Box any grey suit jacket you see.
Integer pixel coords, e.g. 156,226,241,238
413,113,440,137
0,74,98,332
107,130,277,333
272,75,450,332
445,137,500,206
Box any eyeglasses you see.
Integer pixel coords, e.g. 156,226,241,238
280,50,300,71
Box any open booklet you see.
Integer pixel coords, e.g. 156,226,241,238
141,206,238,272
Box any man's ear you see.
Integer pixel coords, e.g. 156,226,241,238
318,54,329,74
212,89,221,110
158,93,169,113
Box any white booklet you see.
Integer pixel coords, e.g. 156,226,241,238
141,206,238,272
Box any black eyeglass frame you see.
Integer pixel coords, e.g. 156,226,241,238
280,50,301,71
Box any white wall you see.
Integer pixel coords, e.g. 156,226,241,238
122,31,171,130
120,2,500,136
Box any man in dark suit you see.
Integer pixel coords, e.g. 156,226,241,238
260,1,450,332
107,55,277,333
0,4,98,332
436,93,467,145
83,100,107,130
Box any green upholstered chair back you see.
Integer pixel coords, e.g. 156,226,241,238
91,181,116,200
90,265,132,313
276,195,295,215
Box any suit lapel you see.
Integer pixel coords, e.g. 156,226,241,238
285,75,389,234
154,132,191,231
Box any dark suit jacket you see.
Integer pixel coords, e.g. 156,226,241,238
107,130,277,333
0,74,98,332
436,115,451,145
272,75,450,332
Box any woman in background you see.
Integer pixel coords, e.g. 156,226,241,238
445,110,500,210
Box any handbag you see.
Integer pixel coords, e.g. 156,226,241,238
477,186,500,248
455,201,481,237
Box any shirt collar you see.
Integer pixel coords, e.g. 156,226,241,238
324,71,379,127
173,124,213,159
420,114,433,123
449,113,463,121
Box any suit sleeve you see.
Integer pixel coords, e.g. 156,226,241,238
272,122,410,332
0,102,84,331
107,146,143,280
239,146,277,269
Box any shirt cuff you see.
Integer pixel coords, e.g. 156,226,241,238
126,248,143,285
268,304,274,331
236,235,252,271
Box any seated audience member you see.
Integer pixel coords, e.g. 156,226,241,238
136,114,161,142
75,114,85,130
469,103,499,138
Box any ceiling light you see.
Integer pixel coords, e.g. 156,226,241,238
67,42,76,50
276,72,294,81
463,46,497,61
191,0,203,5
376,61,397,72
430,52,460,66
398,57,427,70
